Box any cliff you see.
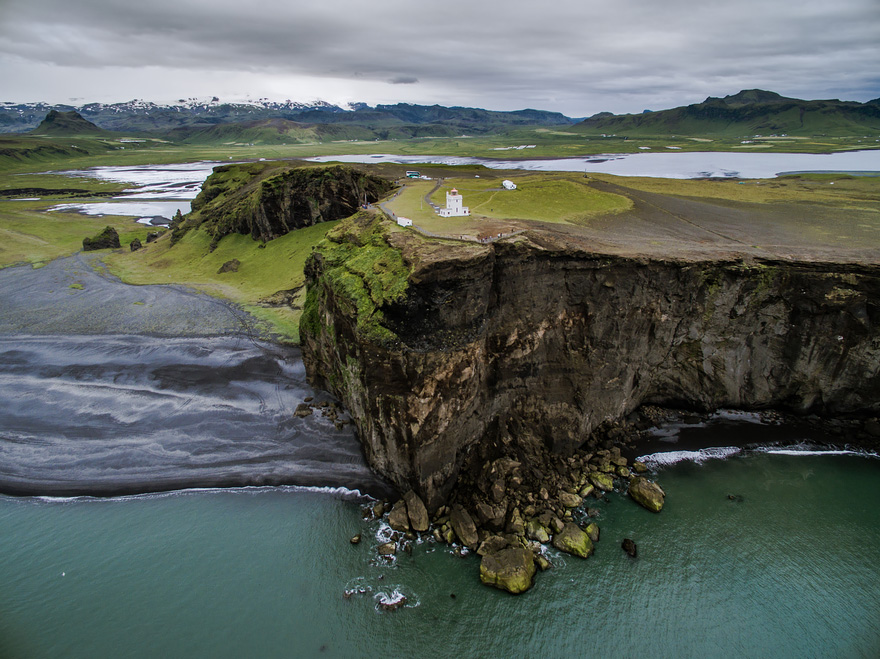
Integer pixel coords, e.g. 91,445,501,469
301,216,880,509
175,162,394,247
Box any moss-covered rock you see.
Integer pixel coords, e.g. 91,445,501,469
552,523,594,558
82,226,120,251
629,477,665,512
590,472,615,492
179,163,394,247
525,518,551,543
558,491,583,508
479,545,537,594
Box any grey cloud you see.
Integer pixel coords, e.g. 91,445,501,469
0,0,878,115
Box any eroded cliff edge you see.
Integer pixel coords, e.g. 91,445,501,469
301,215,880,509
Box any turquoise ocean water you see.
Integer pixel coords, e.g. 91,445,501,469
2,449,878,658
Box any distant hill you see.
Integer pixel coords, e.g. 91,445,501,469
166,117,463,145
30,110,108,136
0,99,577,135
575,90,880,136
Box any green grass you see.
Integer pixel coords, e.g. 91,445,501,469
383,172,632,236
0,200,152,268
300,214,410,345
103,221,338,343
432,174,632,223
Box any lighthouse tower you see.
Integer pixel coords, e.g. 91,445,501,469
438,188,470,217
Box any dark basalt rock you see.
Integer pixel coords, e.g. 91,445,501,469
82,226,120,251
217,259,240,274
622,538,638,557
302,217,880,511
129,238,142,252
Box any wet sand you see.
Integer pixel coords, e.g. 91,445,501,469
0,255,394,498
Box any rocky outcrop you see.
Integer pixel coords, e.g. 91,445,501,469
82,226,120,251
301,216,880,510
552,523,594,558
479,538,537,594
180,162,394,247
628,477,666,512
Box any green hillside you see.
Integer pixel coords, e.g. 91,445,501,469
30,110,109,136
575,90,880,137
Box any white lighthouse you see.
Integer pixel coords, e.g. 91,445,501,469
438,188,470,217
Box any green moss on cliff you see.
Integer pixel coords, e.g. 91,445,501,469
175,162,394,247
302,214,410,345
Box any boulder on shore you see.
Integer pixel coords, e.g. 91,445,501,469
629,477,665,512
558,491,583,508
552,523,594,558
82,226,120,251
129,238,143,252
590,472,615,491
450,504,479,548
388,499,410,532
479,541,537,594
403,490,429,532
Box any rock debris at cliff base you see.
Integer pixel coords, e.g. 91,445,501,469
360,437,660,594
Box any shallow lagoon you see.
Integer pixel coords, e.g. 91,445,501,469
309,148,880,179
43,149,880,223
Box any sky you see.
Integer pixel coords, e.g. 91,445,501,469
1,0,878,117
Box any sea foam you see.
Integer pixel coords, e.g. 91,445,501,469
638,446,742,467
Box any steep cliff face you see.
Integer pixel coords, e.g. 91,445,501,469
301,217,880,509
178,162,394,246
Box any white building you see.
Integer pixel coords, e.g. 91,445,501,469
396,216,412,227
502,180,516,190
438,188,470,217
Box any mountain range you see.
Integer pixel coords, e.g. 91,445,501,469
574,90,880,136
0,98,575,135
6,90,880,141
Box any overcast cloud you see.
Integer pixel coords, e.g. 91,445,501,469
1,0,878,116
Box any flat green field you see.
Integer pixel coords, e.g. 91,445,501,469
383,172,632,236
0,200,152,268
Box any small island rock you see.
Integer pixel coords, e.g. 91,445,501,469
629,477,665,512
